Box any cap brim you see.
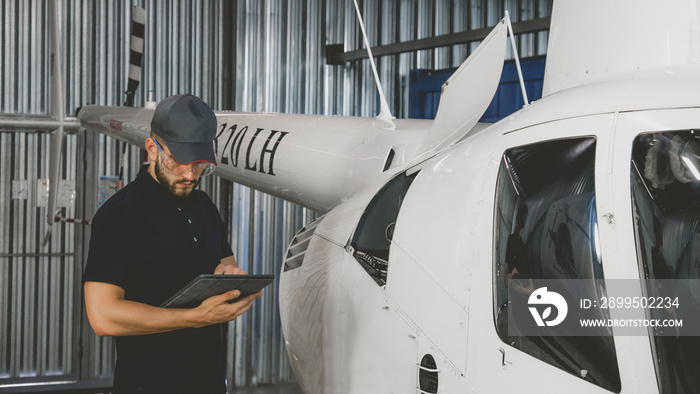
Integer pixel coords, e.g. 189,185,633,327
166,140,217,165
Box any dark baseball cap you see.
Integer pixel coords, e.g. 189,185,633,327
151,94,217,165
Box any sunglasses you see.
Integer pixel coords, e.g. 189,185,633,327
153,139,215,177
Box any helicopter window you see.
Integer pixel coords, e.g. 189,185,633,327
631,130,700,394
351,171,419,286
493,137,621,392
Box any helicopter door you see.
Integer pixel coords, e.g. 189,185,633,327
473,114,621,393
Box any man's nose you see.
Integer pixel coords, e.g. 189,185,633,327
182,166,197,180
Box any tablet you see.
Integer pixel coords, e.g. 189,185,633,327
160,274,274,308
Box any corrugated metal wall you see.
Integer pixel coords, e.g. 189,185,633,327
0,0,551,390
0,131,80,384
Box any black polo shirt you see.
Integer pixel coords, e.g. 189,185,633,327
84,165,233,393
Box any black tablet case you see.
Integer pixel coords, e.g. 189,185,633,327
160,274,274,308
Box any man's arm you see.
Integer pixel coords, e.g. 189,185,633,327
84,281,261,337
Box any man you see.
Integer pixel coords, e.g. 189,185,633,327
84,94,262,393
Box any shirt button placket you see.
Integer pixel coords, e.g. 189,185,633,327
184,214,197,244
177,206,198,246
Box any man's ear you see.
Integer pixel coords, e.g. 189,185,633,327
145,138,158,162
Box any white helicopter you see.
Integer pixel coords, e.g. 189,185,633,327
76,0,700,392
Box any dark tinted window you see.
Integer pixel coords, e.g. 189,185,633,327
631,130,700,393
351,171,418,286
493,137,621,392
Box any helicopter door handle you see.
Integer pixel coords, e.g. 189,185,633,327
499,347,511,368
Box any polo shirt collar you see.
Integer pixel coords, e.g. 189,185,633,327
136,165,195,209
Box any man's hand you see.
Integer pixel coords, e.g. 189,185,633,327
192,289,263,327
214,263,246,275
215,255,244,274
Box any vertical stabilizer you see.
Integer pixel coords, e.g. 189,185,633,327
414,18,507,159
125,6,146,107
543,0,700,96
352,0,395,129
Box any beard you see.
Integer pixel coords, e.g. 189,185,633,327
154,159,199,198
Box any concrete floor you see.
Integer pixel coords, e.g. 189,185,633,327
1,381,304,394
230,382,304,394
